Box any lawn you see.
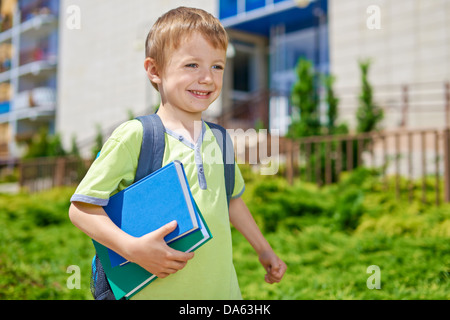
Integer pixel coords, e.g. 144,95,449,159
0,167,448,299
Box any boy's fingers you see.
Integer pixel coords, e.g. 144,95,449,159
167,247,195,262
265,274,278,284
274,260,286,275
156,220,178,238
157,272,170,279
271,261,280,273
265,259,286,284
265,271,281,284
171,260,188,270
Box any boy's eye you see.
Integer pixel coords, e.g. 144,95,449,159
186,63,198,68
212,65,224,70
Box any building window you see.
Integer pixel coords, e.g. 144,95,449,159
220,0,238,19
220,0,292,19
233,50,251,92
19,0,60,23
245,0,265,12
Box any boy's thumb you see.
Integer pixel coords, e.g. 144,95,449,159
157,220,177,238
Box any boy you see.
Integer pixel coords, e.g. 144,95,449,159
69,7,286,299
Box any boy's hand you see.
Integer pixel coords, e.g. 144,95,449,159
127,221,194,278
258,250,287,284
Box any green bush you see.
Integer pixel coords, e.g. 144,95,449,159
331,187,365,231
232,165,449,300
0,187,93,299
245,166,381,233
247,177,331,232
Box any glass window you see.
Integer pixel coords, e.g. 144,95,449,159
0,101,10,114
245,0,265,12
19,0,60,22
220,0,238,19
233,50,251,92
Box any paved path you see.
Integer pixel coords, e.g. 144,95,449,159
0,183,20,194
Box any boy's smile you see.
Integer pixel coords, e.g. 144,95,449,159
148,32,226,119
188,90,212,99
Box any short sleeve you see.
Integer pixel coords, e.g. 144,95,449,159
70,120,143,206
231,162,245,199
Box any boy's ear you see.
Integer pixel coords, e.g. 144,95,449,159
144,57,161,85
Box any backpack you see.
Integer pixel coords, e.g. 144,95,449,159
90,113,235,300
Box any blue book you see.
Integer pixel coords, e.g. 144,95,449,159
105,160,200,267
93,199,212,300
93,160,213,300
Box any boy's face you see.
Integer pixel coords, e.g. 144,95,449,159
148,32,226,117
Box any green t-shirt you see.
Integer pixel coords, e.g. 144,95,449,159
71,119,245,299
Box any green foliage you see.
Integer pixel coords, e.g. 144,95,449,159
91,124,104,160
356,59,384,133
289,58,321,138
0,167,18,183
246,178,331,232
323,74,340,135
289,58,347,139
24,127,67,159
234,165,450,300
127,109,135,121
245,167,380,234
289,58,350,184
0,188,93,299
233,227,450,299
70,134,80,158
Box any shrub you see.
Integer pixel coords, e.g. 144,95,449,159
247,178,332,233
331,187,365,231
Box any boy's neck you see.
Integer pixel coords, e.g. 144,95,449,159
156,105,203,144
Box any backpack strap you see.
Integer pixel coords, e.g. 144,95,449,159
206,122,235,209
135,115,235,208
134,114,166,182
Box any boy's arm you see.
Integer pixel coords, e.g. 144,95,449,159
229,197,287,284
69,202,194,278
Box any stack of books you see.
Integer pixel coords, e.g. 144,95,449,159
93,160,212,300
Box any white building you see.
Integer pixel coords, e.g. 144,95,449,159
328,0,450,130
220,0,450,133
1,0,449,160
0,0,59,160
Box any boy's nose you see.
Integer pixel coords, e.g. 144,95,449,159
198,69,214,84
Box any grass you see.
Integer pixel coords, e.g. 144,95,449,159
233,228,449,299
234,166,450,300
0,187,93,299
0,166,449,300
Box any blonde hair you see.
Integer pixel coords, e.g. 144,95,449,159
145,7,228,90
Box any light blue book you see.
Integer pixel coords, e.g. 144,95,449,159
93,160,212,300
104,160,200,267
93,200,211,300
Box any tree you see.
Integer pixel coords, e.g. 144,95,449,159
70,134,80,158
323,74,340,135
91,124,104,160
24,126,66,159
288,58,321,138
356,59,384,133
